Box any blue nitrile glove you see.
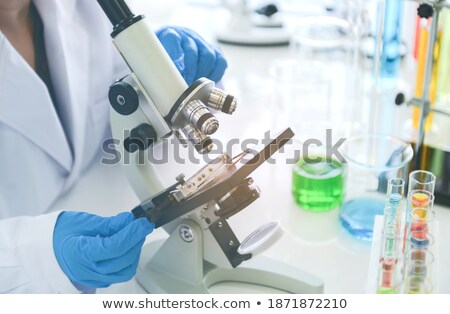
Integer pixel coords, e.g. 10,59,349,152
53,211,154,288
157,26,228,85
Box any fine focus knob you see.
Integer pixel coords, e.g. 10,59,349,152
109,81,139,116
124,123,157,153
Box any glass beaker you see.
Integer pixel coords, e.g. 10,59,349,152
269,59,332,140
292,152,345,212
290,1,362,135
340,134,413,240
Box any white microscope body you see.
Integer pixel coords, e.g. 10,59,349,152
97,0,323,293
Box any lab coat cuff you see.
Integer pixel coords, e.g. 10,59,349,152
18,211,81,294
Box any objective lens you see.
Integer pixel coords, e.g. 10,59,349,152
181,124,213,154
207,88,237,115
183,100,219,135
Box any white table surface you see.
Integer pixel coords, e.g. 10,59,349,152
51,1,450,294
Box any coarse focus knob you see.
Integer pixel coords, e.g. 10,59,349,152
109,81,139,115
124,123,157,153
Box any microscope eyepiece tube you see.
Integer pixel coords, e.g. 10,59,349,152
183,100,219,135
207,88,238,115
97,0,134,26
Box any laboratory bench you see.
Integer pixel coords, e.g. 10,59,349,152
49,101,450,294
50,1,450,294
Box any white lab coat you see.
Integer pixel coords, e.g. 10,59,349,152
0,0,127,292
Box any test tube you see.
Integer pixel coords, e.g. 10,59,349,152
377,226,401,293
380,0,403,78
404,206,436,256
403,275,433,294
407,207,436,238
407,231,435,251
407,190,435,212
408,170,436,194
387,178,405,204
385,178,405,232
403,250,435,294
403,191,434,253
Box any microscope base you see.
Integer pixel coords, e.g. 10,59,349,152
136,239,324,294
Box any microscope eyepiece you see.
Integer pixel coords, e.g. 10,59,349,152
97,0,143,37
97,0,133,25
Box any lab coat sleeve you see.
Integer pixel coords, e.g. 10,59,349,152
0,211,80,293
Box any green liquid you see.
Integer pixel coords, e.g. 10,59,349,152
292,157,344,211
377,287,395,294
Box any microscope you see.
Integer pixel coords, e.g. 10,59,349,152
97,0,323,293
216,0,290,46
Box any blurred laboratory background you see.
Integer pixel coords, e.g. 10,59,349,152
63,0,450,293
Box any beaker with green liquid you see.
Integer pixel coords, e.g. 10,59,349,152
292,155,345,212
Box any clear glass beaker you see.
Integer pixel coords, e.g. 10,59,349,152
290,1,362,135
340,134,413,240
269,59,332,141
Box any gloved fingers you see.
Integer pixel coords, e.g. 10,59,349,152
96,212,135,236
177,28,216,79
84,254,141,286
107,253,141,283
180,34,199,85
84,218,154,261
156,27,185,73
207,51,228,83
95,239,145,274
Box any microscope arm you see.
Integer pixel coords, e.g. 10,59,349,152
96,0,295,271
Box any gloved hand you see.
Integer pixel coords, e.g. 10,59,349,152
157,26,228,85
53,211,154,288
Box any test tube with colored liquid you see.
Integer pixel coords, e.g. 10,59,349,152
385,178,405,233
403,249,435,293
406,207,436,254
403,190,434,251
380,0,403,79
377,226,401,293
